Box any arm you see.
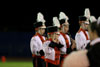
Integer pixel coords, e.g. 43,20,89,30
30,37,40,56
58,36,66,54
75,33,86,50
70,38,76,50
44,41,56,60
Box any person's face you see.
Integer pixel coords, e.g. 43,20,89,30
81,21,89,30
53,32,60,40
85,24,89,30
62,22,69,33
39,28,45,35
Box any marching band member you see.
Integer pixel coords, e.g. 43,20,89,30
75,8,92,50
30,12,46,67
58,12,75,67
75,16,90,50
44,26,63,67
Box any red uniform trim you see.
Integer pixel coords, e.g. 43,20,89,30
32,33,45,60
36,33,45,43
45,47,60,65
60,32,70,67
60,32,70,48
78,28,89,40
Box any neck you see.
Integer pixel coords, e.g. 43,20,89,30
92,35,99,41
61,29,65,34
80,27,83,29
36,32,42,36
80,27,86,31
60,30,63,33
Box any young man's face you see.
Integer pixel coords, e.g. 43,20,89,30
53,32,60,40
39,28,45,35
64,25,69,33
62,22,69,33
81,21,89,30
85,24,89,30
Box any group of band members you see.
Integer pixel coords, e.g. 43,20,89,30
30,8,99,67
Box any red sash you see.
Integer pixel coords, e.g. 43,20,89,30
78,28,89,40
45,39,60,65
36,33,45,43
32,33,45,59
60,32,70,48
60,32,69,67
45,47,60,65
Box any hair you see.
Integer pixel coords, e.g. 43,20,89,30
89,21,100,37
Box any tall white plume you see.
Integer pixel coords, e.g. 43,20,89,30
89,16,97,23
37,12,46,23
59,12,69,22
84,8,91,19
53,17,60,27
97,16,100,25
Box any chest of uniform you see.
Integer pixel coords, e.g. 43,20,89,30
60,34,71,45
81,32,88,40
36,36,43,46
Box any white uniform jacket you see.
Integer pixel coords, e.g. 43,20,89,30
58,33,71,54
75,29,90,50
30,35,45,56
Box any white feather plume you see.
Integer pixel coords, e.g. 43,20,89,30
53,17,60,27
84,8,91,19
97,16,100,25
89,16,97,23
37,12,46,23
59,12,69,22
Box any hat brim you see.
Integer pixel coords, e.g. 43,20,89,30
55,32,60,35
39,25,46,28
84,22,89,24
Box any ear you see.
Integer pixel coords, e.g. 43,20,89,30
94,30,98,36
90,30,96,39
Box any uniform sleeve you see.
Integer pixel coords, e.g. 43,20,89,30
30,37,39,55
45,47,55,60
84,40,90,49
75,33,86,50
43,41,55,60
42,41,50,53
58,36,66,54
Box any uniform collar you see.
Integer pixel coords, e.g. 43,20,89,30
90,38,100,45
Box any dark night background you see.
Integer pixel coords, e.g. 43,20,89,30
0,8,99,58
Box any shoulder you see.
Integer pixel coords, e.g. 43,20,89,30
31,35,39,41
87,43,100,67
42,36,46,40
58,34,64,39
75,31,84,38
63,50,89,67
44,40,51,44
86,31,89,33
66,34,70,38
77,31,83,35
